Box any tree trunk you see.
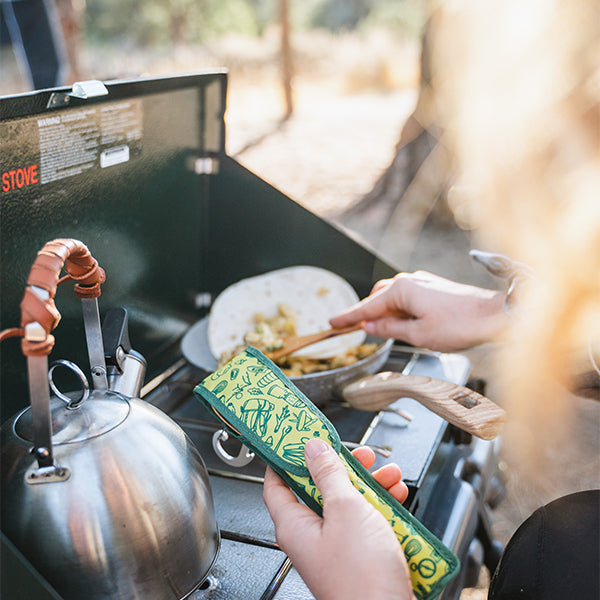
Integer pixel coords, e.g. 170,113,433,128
55,0,86,83
337,9,455,260
279,0,294,119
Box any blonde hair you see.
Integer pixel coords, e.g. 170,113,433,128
432,0,600,465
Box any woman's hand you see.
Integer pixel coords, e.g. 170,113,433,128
330,271,509,352
351,445,409,503
263,438,414,600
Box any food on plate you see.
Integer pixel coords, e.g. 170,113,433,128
208,266,368,363
217,303,378,376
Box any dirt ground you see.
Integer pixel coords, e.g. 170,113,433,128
2,30,599,598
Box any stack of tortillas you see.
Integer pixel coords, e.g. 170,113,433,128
207,266,366,360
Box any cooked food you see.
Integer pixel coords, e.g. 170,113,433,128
244,303,296,353
217,303,377,376
208,266,367,362
276,342,379,377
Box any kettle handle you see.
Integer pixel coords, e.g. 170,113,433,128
20,239,105,475
20,238,105,357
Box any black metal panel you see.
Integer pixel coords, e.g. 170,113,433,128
1,533,63,600
210,477,276,543
272,566,315,600
0,71,228,123
192,539,288,600
1,72,398,423
1,73,227,421
0,71,494,600
205,157,396,300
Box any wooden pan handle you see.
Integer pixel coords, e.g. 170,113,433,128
343,371,506,440
20,239,105,357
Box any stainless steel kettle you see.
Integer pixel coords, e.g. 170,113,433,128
1,239,219,600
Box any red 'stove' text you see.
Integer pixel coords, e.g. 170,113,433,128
2,164,39,192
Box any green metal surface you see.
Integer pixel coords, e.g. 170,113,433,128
1,71,396,599
207,156,395,299
1,73,227,420
1,533,63,600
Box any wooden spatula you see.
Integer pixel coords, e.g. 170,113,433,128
343,371,506,440
266,324,362,361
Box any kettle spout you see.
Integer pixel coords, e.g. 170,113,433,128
102,307,147,398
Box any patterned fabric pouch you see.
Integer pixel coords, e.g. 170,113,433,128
194,346,459,600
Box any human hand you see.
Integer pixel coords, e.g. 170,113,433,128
351,445,409,503
263,438,414,600
330,271,508,352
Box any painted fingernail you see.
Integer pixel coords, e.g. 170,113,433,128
305,438,329,459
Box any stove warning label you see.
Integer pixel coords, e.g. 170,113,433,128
36,101,143,184
38,109,99,184
0,99,143,193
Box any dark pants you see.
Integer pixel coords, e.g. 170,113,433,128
489,490,599,599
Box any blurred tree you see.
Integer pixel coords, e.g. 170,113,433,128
247,0,277,34
55,0,85,82
167,0,192,45
84,0,260,46
339,3,455,262
279,0,293,118
360,0,425,37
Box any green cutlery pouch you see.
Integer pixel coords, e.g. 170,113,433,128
194,346,460,600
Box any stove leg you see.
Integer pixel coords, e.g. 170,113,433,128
477,503,504,575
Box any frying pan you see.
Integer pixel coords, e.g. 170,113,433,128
180,317,393,407
181,319,506,440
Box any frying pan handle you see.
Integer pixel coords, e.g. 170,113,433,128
343,372,506,440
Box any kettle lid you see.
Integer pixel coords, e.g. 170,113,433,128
14,390,129,445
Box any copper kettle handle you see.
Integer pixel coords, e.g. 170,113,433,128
20,238,105,357
19,239,105,476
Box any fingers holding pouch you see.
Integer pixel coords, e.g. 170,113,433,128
350,446,376,470
351,448,408,504
372,463,409,503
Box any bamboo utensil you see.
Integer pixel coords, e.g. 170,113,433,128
266,324,362,361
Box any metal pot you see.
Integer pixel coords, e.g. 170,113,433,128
1,239,219,600
180,317,393,406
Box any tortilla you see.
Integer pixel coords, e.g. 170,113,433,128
207,266,366,360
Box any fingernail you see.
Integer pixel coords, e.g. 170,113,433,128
364,321,375,334
305,438,330,459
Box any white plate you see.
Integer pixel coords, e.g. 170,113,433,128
181,318,217,371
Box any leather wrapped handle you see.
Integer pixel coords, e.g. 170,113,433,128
20,239,106,357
